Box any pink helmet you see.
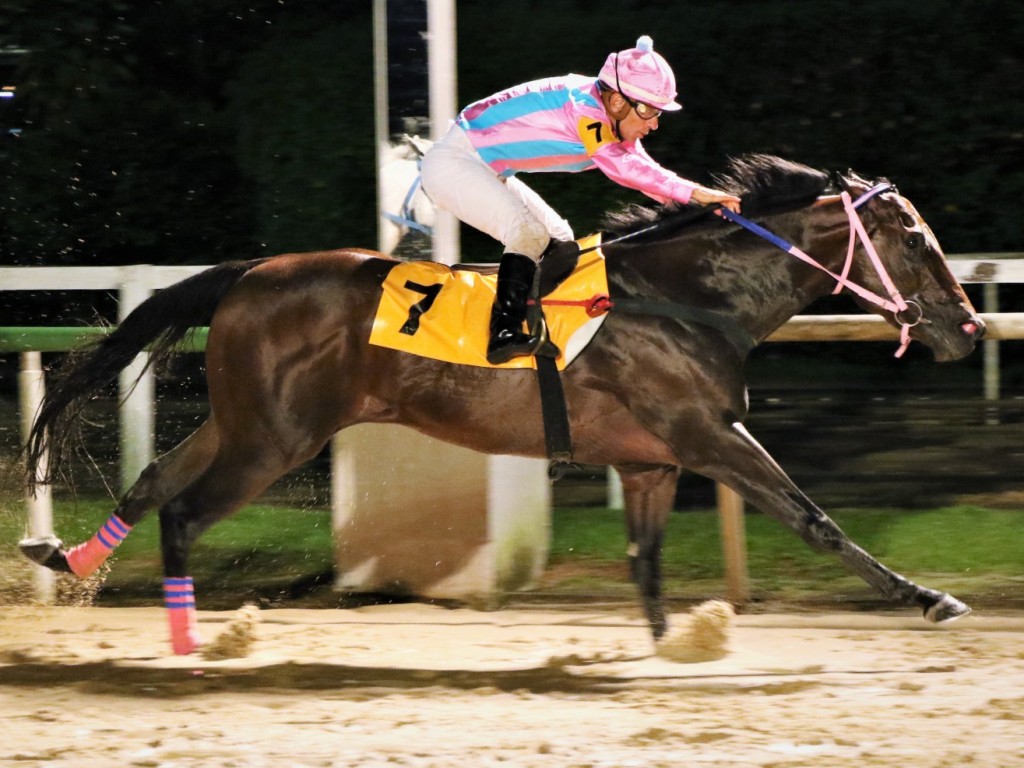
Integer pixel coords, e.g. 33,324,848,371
598,35,682,112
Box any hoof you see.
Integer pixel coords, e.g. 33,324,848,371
18,535,73,573
924,593,972,623
650,612,668,641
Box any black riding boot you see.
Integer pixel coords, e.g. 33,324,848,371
487,253,540,365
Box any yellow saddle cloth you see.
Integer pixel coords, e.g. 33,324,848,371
369,234,608,370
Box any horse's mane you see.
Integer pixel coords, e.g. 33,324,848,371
602,153,834,240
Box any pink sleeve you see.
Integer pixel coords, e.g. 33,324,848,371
591,141,695,204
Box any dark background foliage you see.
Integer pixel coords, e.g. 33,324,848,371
1,0,1020,270
0,1,1022,507
1,0,1022,378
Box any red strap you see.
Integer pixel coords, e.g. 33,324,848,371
534,293,612,318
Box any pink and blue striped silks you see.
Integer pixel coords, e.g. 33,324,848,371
455,74,697,205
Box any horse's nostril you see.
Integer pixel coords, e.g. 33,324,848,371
961,319,985,340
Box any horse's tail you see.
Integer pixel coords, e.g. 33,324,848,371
26,259,265,490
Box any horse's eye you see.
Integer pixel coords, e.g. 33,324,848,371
906,234,920,249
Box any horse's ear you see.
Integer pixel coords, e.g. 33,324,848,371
829,169,851,192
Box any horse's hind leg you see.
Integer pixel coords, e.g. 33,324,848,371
617,464,681,640
155,442,314,654
700,422,969,622
19,419,219,578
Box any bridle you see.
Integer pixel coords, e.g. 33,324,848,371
571,179,925,357
718,182,923,358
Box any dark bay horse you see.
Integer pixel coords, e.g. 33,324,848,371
21,155,985,655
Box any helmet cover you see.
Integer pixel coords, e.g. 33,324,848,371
598,35,682,111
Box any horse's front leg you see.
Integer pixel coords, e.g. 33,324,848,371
698,421,969,622
616,464,681,640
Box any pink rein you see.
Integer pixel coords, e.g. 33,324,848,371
720,183,921,358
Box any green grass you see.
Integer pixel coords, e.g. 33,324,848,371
547,506,1024,602
2,498,1021,607
0,499,336,607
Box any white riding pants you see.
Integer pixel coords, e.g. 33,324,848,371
420,124,574,260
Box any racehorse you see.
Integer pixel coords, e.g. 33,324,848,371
20,154,985,655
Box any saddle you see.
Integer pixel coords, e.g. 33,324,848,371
452,239,582,360
370,235,603,465
369,234,607,371
452,238,582,300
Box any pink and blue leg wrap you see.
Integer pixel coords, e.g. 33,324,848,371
65,514,132,578
163,576,203,655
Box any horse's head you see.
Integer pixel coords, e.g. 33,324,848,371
831,171,985,362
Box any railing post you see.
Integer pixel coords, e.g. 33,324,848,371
19,351,55,604
118,266,154,492
427,0,460,266
606,467,624,510
716,483,750,603
983,283,1000,403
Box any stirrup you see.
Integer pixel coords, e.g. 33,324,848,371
530,316,561,359
487,316,559,364
487,331,539,364
525,286,561,360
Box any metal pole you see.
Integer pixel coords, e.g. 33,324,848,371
118,266,154,492
426,0,459,265
19,351,55,604
373,0,390,252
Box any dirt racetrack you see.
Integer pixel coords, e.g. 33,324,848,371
1,603,1022,768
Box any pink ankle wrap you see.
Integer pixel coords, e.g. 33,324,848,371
164,577,203,655
65,514,132,578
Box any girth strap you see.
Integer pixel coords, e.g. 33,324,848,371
526,274,574,466
530,294,754,468
535,355,573,464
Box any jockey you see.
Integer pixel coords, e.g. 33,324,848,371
420,35,742,365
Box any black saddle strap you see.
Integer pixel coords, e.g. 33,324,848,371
535,355,573,464
527,269,573,464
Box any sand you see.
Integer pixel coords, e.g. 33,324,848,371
1,602,1022,767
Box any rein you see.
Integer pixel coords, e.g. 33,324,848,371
544,182,919,357
559,221,759,354
383,174,434,237
718,183,921,358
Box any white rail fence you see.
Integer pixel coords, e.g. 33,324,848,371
3,254,1023,603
